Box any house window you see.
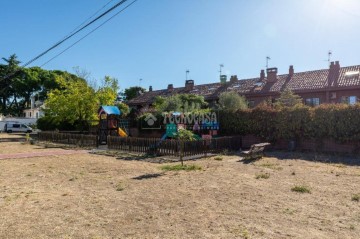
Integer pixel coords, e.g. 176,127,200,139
36,112,39,119
305,98,320,107
29,112,32,118
341,96,357,105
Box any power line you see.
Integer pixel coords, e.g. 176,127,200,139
22,0,129,68
40,0,138,68
68,0,116,35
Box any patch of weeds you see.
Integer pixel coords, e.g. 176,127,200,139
116,182,125,191
62,193,68,196
161,164,202,172
258,162,282,170
351,194,360,202
291,171,296,175
242,229,250,239
26,173,32,177
255,173,270,179
214,156,223,161
283,208,296,215
291,185,311,194
350,225,355,230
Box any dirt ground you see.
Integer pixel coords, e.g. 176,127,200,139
1,141,360,239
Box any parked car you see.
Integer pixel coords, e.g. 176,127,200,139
4,122,33,133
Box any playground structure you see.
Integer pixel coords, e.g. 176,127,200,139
156,112,220,144
98,107,220,146
98,106,128,145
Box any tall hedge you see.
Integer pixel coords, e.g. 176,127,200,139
219,104,360,143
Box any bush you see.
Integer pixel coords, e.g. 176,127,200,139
218,103,360,143
291,185,311,193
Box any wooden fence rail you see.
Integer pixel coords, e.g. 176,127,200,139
38,132,241,157
38,132,98,147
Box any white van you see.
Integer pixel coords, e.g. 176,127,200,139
4,122,33,133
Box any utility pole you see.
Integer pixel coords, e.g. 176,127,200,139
186,69,190,81
139,78,142,87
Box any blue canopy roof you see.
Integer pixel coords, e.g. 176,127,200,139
99,106,121,115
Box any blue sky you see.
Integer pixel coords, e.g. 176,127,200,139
2,0,360,91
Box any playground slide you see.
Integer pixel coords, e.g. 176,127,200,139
155,134,167,147
160,134,167,141
117,128,128,137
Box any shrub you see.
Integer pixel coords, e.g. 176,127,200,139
291,185,311,193
255,173,270,179
218,103,360,143
161,164,202,171
351,194,360,202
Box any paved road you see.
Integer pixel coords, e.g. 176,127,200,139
0,150,89,160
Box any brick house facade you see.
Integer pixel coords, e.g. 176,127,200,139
128,61,360,108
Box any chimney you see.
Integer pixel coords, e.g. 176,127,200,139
329,61,340,87
266,67,278,83
289,65,294,76
30,95,35,109
149,86,153,92
220,75,227,84
260,70,265,81
167,84,174,91
185,80,194,91
230,75,238,83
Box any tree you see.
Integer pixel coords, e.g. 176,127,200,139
0,54,22,115
96,76,119,105
115,102,130,117
153,94,207,113
218,91,248,112
124,86,146,101
274,88,303,108
45,76,98,126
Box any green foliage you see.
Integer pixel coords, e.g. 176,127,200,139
352,194,360,202
175,129,196,141
291,185,311,193
37,116,77,131
217,91,248,112
0,54,86,116
160,164,202,171
124,86,146,101
153,94,208,113
274,88,303,108
115,102,130,117
96,76,119,106
255,173,270,179
45,77,98,124
219,103,360,142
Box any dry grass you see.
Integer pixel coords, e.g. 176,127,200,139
1,142,360,238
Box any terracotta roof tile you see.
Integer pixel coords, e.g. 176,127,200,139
128,64,360,106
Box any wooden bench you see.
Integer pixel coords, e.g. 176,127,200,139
240,142,270,160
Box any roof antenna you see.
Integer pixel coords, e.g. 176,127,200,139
219,64,224,77
266,56,271,69
186,69,190,81
328,50,332,66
